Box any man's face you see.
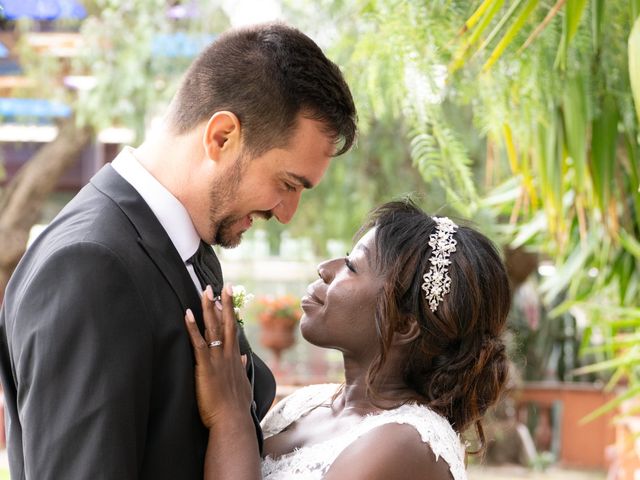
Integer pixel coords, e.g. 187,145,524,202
208,116,335,248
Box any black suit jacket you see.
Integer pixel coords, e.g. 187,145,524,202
0,165,275,479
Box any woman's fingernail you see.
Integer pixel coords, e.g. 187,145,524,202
215,300,223,311
225,285,233,296
186,309,195,323
205,285,214,301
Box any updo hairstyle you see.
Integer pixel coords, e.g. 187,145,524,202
360,199,511,450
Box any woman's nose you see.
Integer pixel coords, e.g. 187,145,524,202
317,258,341,283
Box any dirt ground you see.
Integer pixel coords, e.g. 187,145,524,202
468,464,606,480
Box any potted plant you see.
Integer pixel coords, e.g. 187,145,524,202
257,294,302,372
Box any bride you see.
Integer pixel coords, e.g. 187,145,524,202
183,200,511,479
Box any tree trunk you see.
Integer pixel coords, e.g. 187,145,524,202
0,118,93,300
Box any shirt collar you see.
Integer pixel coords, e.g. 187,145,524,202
111,146,200,262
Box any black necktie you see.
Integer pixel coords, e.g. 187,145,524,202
188,240,252,355
187,240,264,450
188,240,223,295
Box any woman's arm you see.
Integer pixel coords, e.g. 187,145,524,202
204,413,260,480
184,285,262,480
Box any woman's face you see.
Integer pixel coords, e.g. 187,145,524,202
300,228,385,356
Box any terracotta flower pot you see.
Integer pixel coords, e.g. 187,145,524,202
259,316,297,376
256,295,301,375
260,319,296,352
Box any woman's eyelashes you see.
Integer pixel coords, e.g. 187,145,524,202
344,253,357,273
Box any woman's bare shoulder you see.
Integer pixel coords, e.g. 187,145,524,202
324,422,454,480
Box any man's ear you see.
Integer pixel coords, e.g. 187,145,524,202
393,316,421,346
202,111,241,162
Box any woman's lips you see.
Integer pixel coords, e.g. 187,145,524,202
301,289,323,308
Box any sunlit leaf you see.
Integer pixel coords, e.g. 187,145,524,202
519,0,567,52
620,229,640,261
573,347,640,375
450,0,505,73
556,0,588,69
458,0,497,34
580,384,640,424
483,0,540,72
591,0,604,52
562,74,588,190
629,15,640,124
590,95,619,215
475,0,526,57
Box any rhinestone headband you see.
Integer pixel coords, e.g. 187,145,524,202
421,217,458,312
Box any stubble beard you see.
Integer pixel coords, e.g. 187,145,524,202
215,215,244,248
208,155,246,248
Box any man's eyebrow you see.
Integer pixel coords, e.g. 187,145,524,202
286,172,314,189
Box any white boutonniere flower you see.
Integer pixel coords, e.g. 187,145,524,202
231,285,253,327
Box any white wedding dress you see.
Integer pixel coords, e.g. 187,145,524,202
260,384,467,479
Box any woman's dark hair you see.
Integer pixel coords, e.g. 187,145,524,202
167,22,357,157
359,199,510,451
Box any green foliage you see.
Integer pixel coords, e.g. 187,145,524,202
73,0,229,142
11,0,638,403
15,0,230,143
282,0,483,251
288,0,640,398
74,0,171,139
284,117,428,253
630,15,640,124
13,19,68,104
453,0,640,413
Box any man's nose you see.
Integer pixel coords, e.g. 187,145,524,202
273,191,302,225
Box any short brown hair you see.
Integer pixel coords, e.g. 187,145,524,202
167,23,357,156
360,199,510,451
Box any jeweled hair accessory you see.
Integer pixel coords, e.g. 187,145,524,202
422,217,458,312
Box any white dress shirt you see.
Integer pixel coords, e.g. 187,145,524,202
111,146,203,293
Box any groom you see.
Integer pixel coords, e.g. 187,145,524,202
0,23,356,479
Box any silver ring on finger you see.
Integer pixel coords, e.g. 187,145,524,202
208,340,223,348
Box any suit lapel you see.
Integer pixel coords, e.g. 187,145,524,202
90,165,205,330
90,165,273,453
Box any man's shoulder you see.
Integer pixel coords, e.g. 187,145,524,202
8,185,140,291
40,183,137,251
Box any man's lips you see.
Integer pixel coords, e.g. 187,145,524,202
238,211,272,229
239,215,253,230
249,211,273,222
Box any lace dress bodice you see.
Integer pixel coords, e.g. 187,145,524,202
260,384,467,480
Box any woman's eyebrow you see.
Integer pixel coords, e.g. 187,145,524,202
354,244,373,267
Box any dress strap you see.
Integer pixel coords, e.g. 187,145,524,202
261,383,340,438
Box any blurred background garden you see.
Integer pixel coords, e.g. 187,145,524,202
0,0,639,478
